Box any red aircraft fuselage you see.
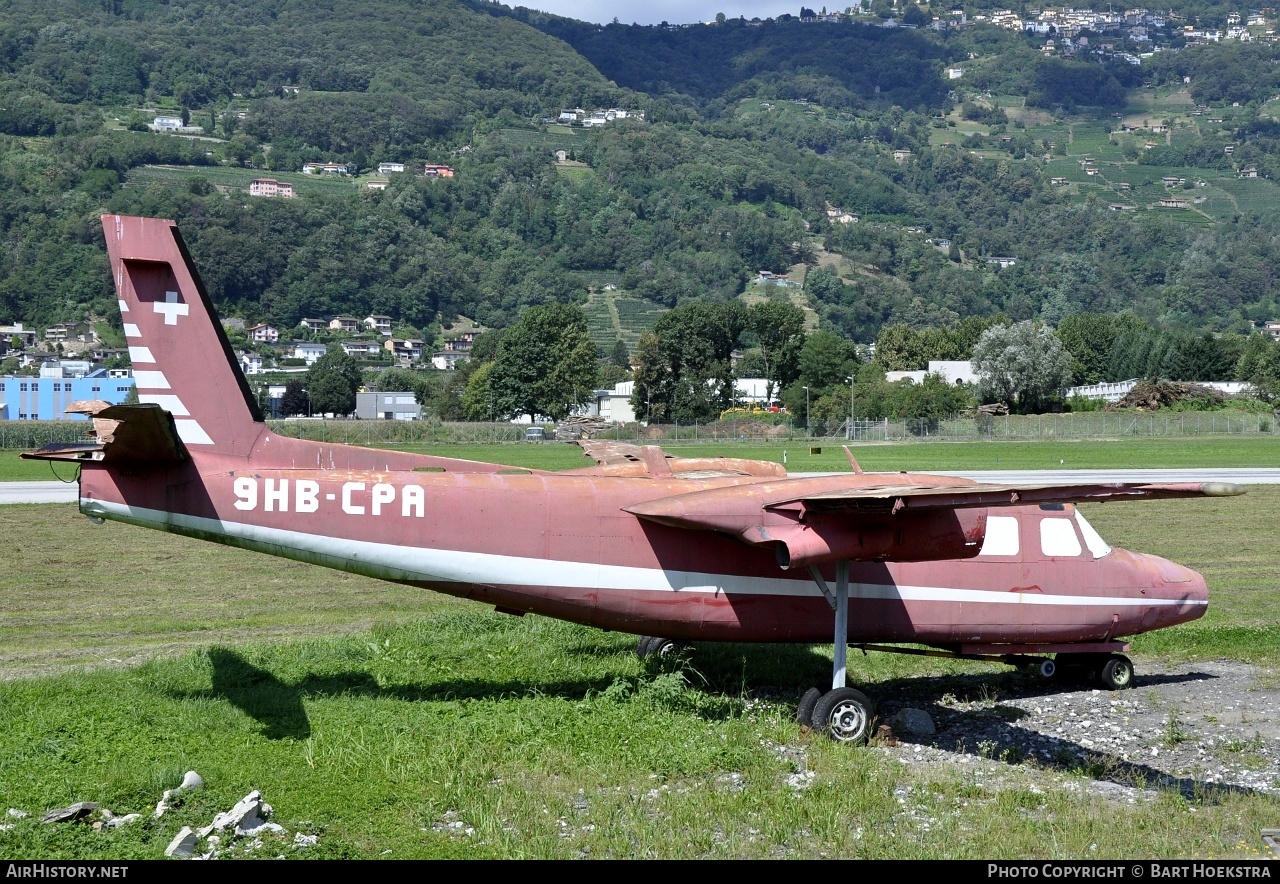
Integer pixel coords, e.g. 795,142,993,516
33,215,1219,673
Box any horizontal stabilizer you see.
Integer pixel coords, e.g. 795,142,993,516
572,439,786,478
23,403,188,467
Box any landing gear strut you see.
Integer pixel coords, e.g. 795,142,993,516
799,560,875,744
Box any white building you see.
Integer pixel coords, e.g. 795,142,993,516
293,343,328,365
885,360,976,385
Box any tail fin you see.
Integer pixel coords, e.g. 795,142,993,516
103,214,264,458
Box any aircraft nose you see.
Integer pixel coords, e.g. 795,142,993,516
1148,554,1208,602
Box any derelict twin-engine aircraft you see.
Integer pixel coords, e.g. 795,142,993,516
26,214,1244,743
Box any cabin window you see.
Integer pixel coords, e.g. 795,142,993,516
1040,517,1082,557
979,515,1020,556
1074,511,1113,558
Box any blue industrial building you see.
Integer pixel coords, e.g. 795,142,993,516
0,372,136,420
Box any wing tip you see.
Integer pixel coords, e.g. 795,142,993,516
1200,482,1247,497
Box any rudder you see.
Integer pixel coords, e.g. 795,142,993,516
103,214,264,458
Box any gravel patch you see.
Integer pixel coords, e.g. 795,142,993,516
867,659,1280,800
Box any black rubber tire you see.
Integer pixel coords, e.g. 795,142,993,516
812,687,874,744
651,638,679,658
1038,658,1057,679
1099,654,1134,691
636,636,658,659
796,687,823,729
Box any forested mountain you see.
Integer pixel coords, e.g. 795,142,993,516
4,0,1280,369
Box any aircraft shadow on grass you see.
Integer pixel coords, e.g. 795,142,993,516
187,647,619,740
190,645,1253,804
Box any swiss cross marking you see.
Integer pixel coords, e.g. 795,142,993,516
154,290,190,325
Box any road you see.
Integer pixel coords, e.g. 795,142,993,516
4,468,1280,505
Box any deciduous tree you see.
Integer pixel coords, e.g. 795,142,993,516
488,304,597,421
306,346,362,416
972,321,1072,414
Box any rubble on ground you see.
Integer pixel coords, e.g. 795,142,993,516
1107,380,1227,411
555,415,613,440
20,770,316,859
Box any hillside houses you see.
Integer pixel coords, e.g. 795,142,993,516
249,178,295,198
556,107,644,127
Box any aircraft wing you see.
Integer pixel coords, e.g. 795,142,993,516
623,476,1244,569
768,479,1246,515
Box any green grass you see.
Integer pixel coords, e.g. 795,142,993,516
6,436,1280,481
1,484,1278,858
2,435,1280,858
1214,178,1280,220
249,434,1280,473
1066,122,1125,160
0,450,78,481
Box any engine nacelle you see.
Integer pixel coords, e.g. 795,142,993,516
747,509,988,569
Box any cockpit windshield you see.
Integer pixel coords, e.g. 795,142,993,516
1074,510,1112,558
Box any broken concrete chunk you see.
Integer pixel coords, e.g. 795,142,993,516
164,827,199,858
103,813,141,829
210,790,263,832
178,771,203,792
237,819,285,837
41,802,98,824
7,809,29,819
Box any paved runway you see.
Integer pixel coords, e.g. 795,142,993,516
0,481,80,505
3,468,1278,506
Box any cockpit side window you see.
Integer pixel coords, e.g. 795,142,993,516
1074,511,1113,558
979,515,1020,556
1040,517,1083,557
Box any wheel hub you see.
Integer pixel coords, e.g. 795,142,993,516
829,701,868,741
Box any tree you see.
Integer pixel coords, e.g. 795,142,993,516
461,360,495,420
280,380,309,417
610,338,630,370
901,3,931,27
307,346,362,416
797,329,857,390
1237,334,1280,403
630,302,747,422
488,304,598,421
972,321,1073,414
747,300,805,401
1057,312,1129,386
630,331,669,423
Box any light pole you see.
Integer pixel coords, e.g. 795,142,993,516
802,386,810,439
847,374,856,441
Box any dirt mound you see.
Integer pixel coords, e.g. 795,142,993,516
1106,380,1227,411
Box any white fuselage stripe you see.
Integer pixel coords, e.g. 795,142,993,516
81,500,1205,609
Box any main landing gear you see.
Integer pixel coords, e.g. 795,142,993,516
797,560,876,743
635,635,684,659
1050,652,1135,690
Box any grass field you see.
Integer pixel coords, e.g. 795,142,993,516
2,437,1278,859
0,481,1277,859
9,436,1280,481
